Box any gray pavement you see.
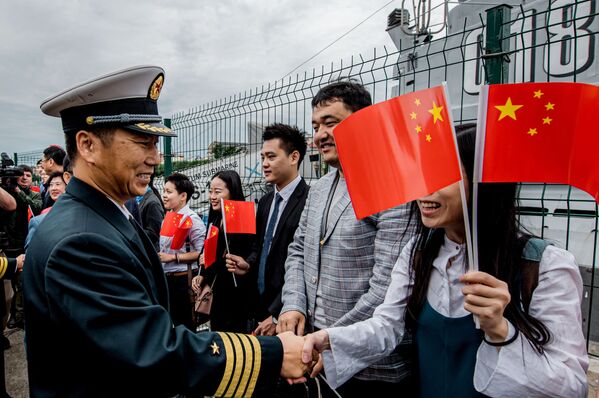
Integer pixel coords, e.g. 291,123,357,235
5,328,28,398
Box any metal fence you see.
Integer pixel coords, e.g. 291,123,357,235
15,0,599,351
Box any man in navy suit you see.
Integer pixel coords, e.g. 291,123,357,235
23,66,311,397
226,123,309,336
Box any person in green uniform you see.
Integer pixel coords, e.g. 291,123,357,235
23,65,313,398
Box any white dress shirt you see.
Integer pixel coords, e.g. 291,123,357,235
322,236,589,397
265,174,302,240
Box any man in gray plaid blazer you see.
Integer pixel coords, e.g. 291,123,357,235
278,81,415,397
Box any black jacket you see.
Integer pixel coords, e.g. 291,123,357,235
246,179,309,320
23,177,282,397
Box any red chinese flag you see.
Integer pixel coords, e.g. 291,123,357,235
479,82,599,202
170,215,193,250
222,199,256,234
203,225,219,269
160,212,183,237
334,85,462,219
27,206,34,222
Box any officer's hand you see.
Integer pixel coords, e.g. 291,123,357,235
277,332,318,380
276,310,305,336
225,254,250,276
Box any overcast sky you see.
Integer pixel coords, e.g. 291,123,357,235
0,0,418,156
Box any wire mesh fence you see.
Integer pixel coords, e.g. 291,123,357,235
14,0,599,351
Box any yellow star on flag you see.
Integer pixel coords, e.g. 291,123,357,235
210,341,220,355
414,98,421,106
415,125,422,133
410,112,417,120
426,134,432,142
428,102,444,124
542,117,552,125
225,205,230,212
210,229,218,237
533,90,543,99
527,128,538,136
495,97,523,121
545,102,555,110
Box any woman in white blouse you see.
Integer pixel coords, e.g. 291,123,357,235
301,124,588,397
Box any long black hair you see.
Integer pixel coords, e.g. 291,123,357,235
206,170,245,229
404,123,551,354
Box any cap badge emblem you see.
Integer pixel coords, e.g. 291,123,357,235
149,74,164,100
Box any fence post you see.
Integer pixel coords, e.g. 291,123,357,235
13,153,18,165
163,118,173,177
484,4,512,84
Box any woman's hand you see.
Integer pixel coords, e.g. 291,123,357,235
225,254,250,275
460,271,511,342
191,275,204,294
158,252,176,263
198,253,205,266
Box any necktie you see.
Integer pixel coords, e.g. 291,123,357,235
258,193,282,295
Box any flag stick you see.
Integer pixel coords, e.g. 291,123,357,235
444,82,479,328
198,222,213,277
472,85,490,275
221,198,238,287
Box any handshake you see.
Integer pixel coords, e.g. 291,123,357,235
277,330,331,382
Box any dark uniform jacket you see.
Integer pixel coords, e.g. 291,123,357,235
246,179,309,320
23,177,282,398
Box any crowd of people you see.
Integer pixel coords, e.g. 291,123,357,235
0,64,591,397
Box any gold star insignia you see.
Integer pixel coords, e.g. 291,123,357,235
427,101,444,124
225,205,230,212
545,102,555,111
425,134,432,142
542,117,552,125
527,128,538,136
210,341,220,356
533,90,543,99
495,97,523,121
410,112,417,120
415,125,422,133
414,98,421,106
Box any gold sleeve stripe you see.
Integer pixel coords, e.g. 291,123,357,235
236,334,256,397
244,334,262,398
231,333,253,397
223,333,245,397
0,257,7,279
215,332,235,397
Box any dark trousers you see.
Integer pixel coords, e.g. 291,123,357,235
270,374,415,398
165,274,194,330
333,376,415,398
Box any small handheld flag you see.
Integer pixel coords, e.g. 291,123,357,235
203,225,219,269
170,215,193,250
334,85,462,219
